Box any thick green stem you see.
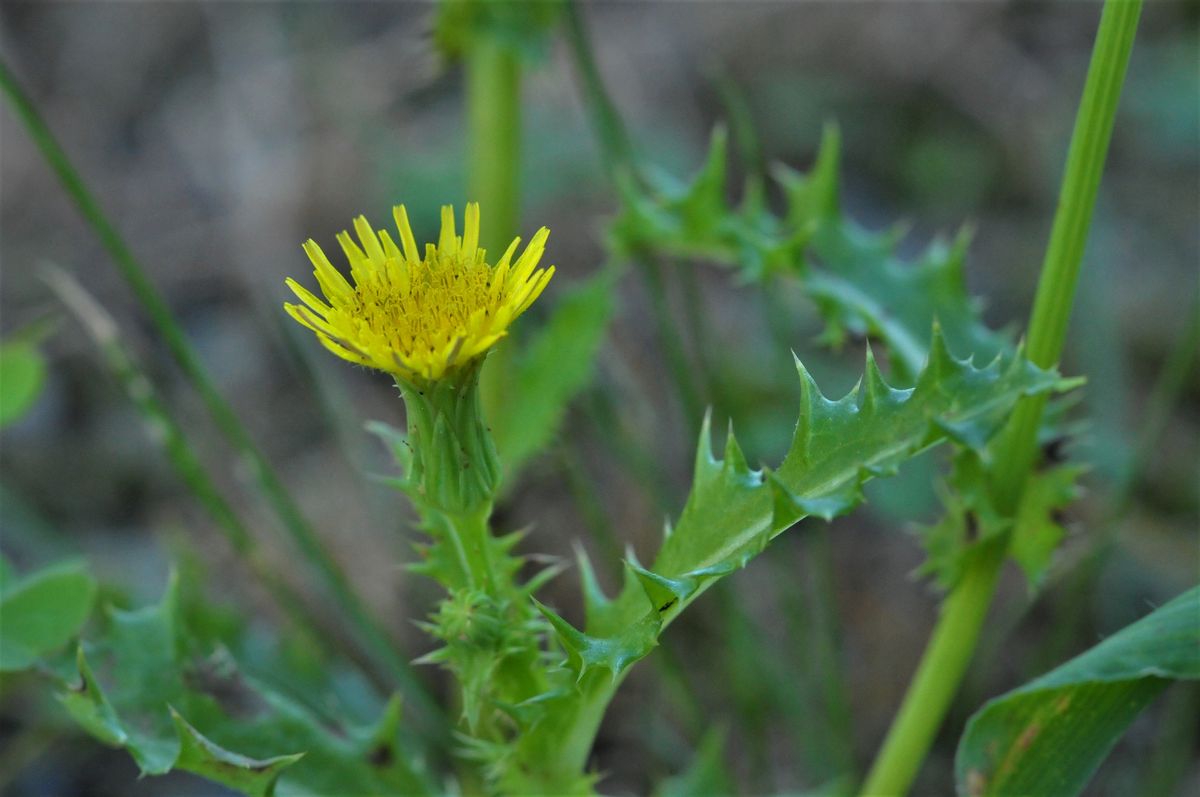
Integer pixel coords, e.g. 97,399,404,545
860,542,1005,796
860,2,1142,794
466,36,520,256
0,58,441,725
466,34,522,439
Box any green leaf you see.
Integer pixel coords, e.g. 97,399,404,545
0,560,96,672
1009,462,1087,588
513,332,1072,785
916,449,1086,592
170,708,304,796
956,585,1200,797
610,122,1086,592
58,572,432,796
491,269,615,484
0,340,47,428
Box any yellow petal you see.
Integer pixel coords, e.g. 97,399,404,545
303,240,352,302
285,278,332,315
336,231,371,287
507,227,550,289
393,205,420,264
437,205,457,254
462,202,480,259
354,216,386,263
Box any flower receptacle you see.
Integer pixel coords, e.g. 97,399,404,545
396,357,501,516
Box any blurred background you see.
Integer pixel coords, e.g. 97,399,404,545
1,2,1197,795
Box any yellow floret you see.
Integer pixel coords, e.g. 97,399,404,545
285,203,554,381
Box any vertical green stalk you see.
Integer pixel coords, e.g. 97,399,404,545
860,2,1142,795
467,36,520,256
466,34,522,430
0,58,439,726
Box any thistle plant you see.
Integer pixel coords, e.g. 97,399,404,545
287,203,570,788
1,1,1196,796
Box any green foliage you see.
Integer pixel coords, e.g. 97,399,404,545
1009,462,1087,588
0,339,47,428
916,453,1086,591
610,122,1089,596
0,560,96,672
2,3,1162,793
956,585,1200,797
550,334,1065,676
490,269,616,485
515,332,1070,789
611,125,1010,381
58,572,432,796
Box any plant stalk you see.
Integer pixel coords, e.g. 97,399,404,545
466,36,520,254
860,2,1142,794
466,33,523,441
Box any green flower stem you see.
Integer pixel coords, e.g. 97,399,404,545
860,2,1142,795
0,58,440,725
989,2,1143,515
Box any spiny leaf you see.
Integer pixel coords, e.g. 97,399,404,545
1010,462,1087,589
170,708,304,797
533,598,658,682
514,334,1071,784
916,448,1086,592
610,121,1084,594
535,332,1069,687
611,127,805,280
956,585,1200,797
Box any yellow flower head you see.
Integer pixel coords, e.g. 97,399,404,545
285,203,554,381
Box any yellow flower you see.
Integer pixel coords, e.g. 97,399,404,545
285,203,554,381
